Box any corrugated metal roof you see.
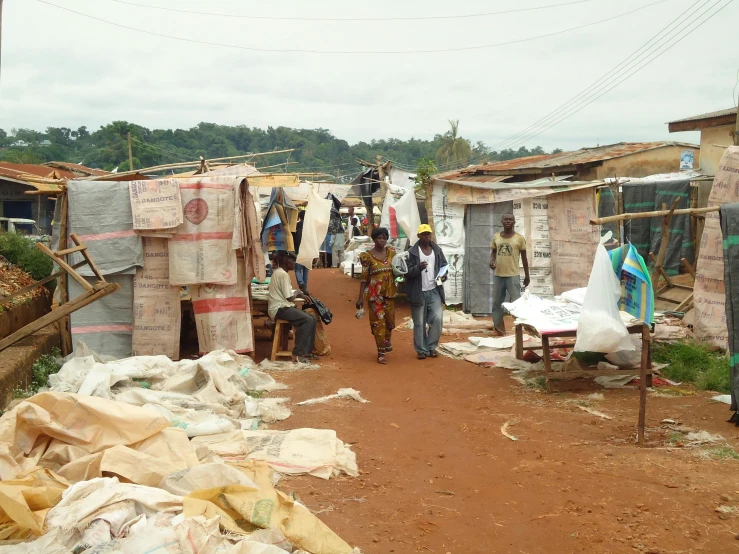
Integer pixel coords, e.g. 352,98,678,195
0,163,69,181
42,162,108,177
461,142,698,174
668,107,737,124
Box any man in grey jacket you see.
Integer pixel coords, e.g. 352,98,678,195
405,224,447,359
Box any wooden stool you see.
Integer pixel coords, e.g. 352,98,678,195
270,319,293,361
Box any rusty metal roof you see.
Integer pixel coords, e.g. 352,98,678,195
460,142,698,174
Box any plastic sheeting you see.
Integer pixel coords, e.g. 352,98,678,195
621,178,694,275
296,187,332,268
70,274,134,359
191,428,359,479
168,177,238,286
65,180,144,276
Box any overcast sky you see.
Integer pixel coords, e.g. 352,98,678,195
2,0,737,151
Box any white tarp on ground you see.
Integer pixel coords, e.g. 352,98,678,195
48,347,288,435
191,428,359,479
400,310,495,334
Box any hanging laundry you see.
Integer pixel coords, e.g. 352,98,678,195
609,243,655,324
260,188,298,253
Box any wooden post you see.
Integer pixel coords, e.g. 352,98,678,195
637,324,650,446
58,191,72,355
734,100,739,146
127,132,134,171
650,198,679,286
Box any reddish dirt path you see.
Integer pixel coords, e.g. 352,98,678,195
258,268,739,554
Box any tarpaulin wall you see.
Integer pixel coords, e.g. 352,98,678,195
694,147,739,349
621,179,694,275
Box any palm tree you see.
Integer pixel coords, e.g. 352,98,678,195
436,120,473,167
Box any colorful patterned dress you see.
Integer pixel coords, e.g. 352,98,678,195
359,247,397,353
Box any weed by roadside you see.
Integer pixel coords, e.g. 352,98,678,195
13,348,62,398
652,341,729,393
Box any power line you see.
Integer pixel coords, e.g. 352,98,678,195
110,0,594,22
37,0,669,55
490,0,733,152
421,0,732,173
489,0,721,153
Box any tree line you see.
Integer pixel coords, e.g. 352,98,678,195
0,121,562,180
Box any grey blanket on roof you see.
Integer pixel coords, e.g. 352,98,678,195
720,203,739,411
66,180,143,276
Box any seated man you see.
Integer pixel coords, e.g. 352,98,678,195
268,251,316,363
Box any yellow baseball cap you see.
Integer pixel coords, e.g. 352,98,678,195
417,224,433,234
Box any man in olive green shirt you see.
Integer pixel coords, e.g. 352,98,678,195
489,213,530,335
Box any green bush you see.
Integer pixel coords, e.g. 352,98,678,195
653,341,730,393
0,232,54,288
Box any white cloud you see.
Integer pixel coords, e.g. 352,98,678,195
1,0,734,150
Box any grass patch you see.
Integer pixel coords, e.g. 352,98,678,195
13,348,62,398
0,232,55,290
525,376,546,391
652,341,729,393
705,446,739,460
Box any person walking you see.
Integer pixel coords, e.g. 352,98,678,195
490,213,530,335
268,251,316,363
355,227,397,364
292,210,310,293
406,224,448,359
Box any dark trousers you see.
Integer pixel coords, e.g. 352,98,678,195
276,306,316,356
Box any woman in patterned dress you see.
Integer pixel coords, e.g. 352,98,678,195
355,227,397,364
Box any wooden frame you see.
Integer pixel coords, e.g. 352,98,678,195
515,322,653,445
0,229,120,353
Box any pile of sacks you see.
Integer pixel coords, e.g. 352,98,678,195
0,348,361,553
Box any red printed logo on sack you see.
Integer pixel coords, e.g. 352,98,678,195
184,198,209,225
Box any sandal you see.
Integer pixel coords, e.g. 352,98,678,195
429,350,439,358
293,355,311,363
377,354,388,365
417,353,427,360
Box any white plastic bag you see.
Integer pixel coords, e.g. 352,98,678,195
575,233,634,353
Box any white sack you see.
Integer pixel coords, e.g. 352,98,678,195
575,234,634,353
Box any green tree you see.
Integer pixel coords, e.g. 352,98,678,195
415,157,438,231
436,120,472,168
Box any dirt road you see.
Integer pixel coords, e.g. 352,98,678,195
259,268,739,553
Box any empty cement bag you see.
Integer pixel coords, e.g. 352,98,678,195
575,232,635,353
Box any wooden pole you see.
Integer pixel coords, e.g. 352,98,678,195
650,199,680,286
590,206,718,225
58,191,72,355
637,324,650,446
734,100,739,146
127,132,134,171
0,283,120,353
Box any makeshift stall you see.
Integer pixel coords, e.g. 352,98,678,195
52,172,299,360
432,173,604,312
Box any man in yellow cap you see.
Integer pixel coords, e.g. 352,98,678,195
406,224,448,359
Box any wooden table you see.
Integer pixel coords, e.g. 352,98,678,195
515,322,653,445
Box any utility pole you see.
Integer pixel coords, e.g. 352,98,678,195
127,132,134,171
734,98,739,146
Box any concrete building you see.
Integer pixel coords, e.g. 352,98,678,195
668,107,737,177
